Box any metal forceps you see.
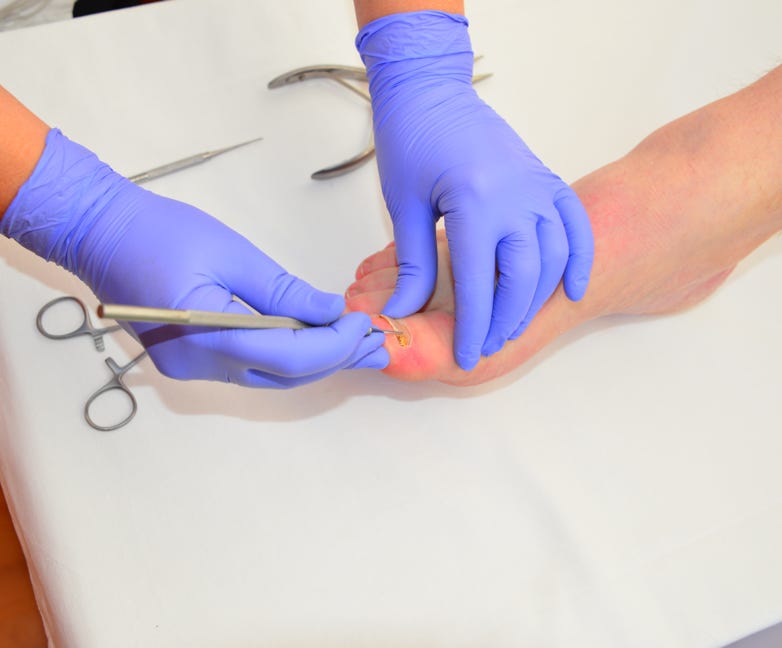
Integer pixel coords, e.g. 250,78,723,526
267,60,492,180
36,296,148,432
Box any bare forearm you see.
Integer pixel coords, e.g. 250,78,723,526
353,0,463,27
0,85,48,218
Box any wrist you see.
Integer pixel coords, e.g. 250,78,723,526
354,2,464,28
0,85,49,217
356,10,475,122
356,11,473,83
0,128,133,280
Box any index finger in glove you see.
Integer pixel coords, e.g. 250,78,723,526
220,304,378,378
447,228,496,371
211,233,346,326
382,206,438,319
554,187,594,301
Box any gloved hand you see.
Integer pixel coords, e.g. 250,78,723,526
356,11,594,371
1,129,388,387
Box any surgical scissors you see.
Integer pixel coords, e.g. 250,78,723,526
36,296,147,432
36,295,121,352
267,60,492,179
83,353,148,432
268,64,373,179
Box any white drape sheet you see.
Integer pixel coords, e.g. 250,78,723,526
1,1,781,646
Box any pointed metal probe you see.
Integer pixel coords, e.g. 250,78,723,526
370,326,404,335
98,304,402,336
128,136,264,184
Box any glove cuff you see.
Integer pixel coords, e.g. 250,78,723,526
356,10,470,62
356,11,475,124
356,11,473,85
1,128,129,279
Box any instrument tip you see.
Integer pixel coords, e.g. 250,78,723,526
370,327,404,335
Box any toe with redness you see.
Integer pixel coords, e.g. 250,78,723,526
368,313,456,382
354,243,398,280
346,265,398,300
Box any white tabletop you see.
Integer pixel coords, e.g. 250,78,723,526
1,1,781,646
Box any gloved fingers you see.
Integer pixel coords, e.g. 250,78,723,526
220,240,345,326
345,343,390,370
482,224,541,355
238,330,388,388
510,213,569,341
220,309,379,379
554,187,594,302
448,230,497,371
382,209,437,319
262,272,345,325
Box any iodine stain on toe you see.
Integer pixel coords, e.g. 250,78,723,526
378,314,411,348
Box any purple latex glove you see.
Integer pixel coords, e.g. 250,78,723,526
1,129,388,387
357,11,594,371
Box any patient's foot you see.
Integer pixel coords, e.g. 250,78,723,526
346,68,782,385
